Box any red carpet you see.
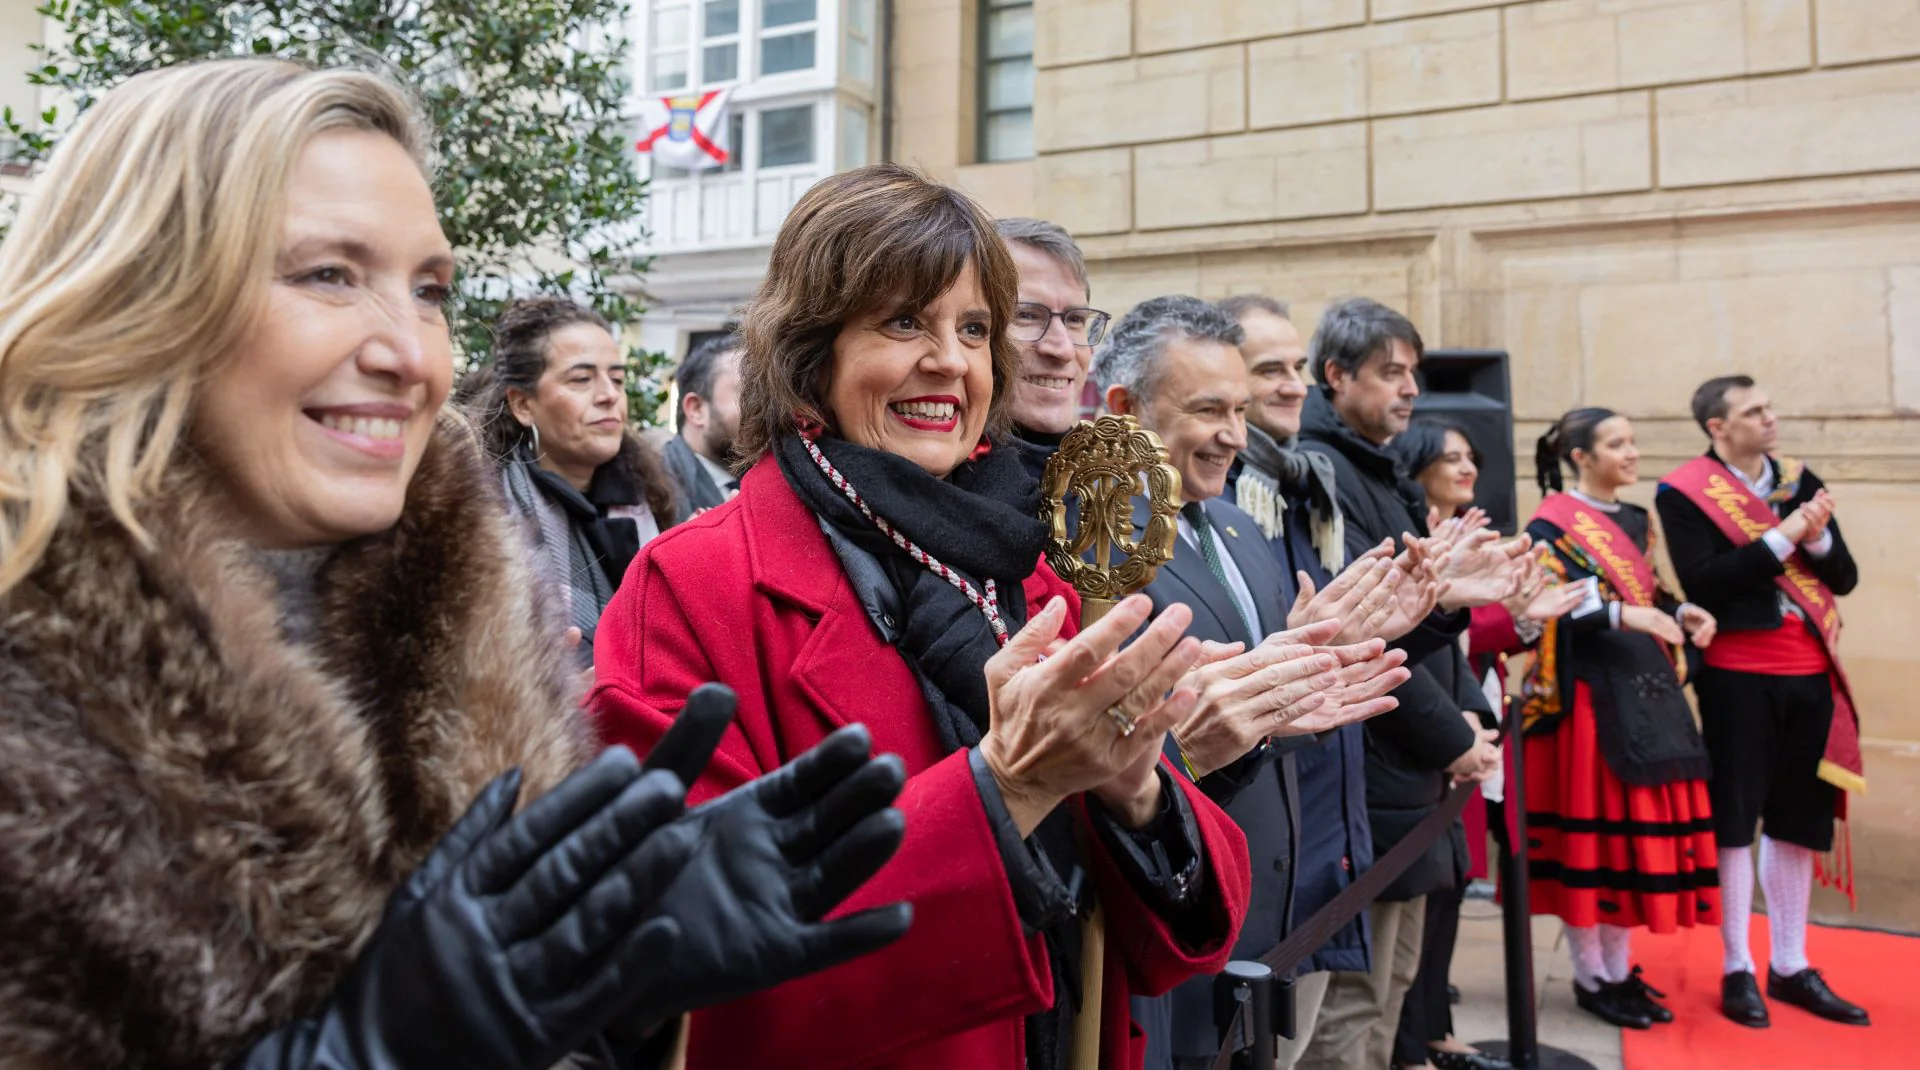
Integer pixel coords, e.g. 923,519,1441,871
1620,916,1918,1069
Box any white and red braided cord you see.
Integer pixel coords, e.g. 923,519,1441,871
800,435,1008,646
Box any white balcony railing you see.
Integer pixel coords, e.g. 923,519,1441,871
642,163,825,254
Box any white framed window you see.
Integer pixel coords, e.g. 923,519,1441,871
759,0,818,76
844,0,876,84
649,0,693,91
700,0,742,83
759,103,816,168
840,103,870,170
978,0,1033,162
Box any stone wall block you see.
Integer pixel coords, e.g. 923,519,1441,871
1249,10,1500,128
1035,0,1133,68
1035,45,1245,152
1374,94,1652,211
1132,125,1369,230
1131,0,1364,54
1372,0,1506,21
1816,0,1920,67
1033,148,1134,236
1657,62,1920,188
1506,0,1809,101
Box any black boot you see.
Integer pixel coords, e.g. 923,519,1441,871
1721,970,1770,1028
1768,967,1871,1025
1620,966,1675,1024
1574,980,1653,1029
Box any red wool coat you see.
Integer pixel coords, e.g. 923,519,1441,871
591,456,1251,1070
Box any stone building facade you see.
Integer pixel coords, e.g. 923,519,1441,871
895,0,1920,929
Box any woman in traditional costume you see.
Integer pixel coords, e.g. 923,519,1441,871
1521,407,1721,1029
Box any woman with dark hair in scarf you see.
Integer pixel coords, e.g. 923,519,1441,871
465,297,677,660
1521,407,1720,1030
1389,419,1585,1070
591,164,1253,1070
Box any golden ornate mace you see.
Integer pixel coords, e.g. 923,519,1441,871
1037,413,1183,1070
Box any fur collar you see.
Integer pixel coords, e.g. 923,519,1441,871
0,415,587,1069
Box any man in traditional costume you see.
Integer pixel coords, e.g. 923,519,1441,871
1655,375,1868,1028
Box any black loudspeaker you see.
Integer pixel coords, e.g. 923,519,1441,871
1413,349,1517,534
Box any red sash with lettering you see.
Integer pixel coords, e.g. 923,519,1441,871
1662,456,1865,796
1533,493,1661,609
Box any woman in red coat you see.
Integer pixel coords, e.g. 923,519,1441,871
591,164,1252,1070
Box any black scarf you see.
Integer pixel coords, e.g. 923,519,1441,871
775,432,1087,1070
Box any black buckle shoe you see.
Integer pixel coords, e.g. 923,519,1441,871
1431,1049,1513,1070
1767,967,1871,1026
1721,970,1770,1028
1574,980,1653,1030
1621,965,1675,1024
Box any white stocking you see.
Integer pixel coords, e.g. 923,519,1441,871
1719,844,1755,974
1566,924,1606,992
1599,924,1633,984
1760,835,1813,975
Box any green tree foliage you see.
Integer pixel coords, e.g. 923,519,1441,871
2,0,674,423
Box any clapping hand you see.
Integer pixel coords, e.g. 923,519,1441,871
1782,489,1836,545
980,595,1204,834
1287,542,1405,642
1677,604,1718,649
1504,562,1588,622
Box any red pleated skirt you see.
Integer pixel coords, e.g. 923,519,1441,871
1523,681,1721,932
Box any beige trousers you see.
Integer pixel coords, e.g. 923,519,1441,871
1293,896,1428,1070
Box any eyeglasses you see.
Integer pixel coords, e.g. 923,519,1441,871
1011,303,1111,347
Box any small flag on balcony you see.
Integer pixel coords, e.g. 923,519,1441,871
636,88,731,170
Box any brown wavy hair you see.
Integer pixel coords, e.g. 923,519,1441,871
733,163,1020,469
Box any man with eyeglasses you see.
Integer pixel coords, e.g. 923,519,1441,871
993,218,1110,481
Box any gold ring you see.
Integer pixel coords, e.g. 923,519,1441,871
1105,706,1138,737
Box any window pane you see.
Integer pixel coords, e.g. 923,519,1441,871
760,104,815,167
702,42,737,81
986,58,1033,111
760,30,816,74
703,0,738,37
650,50,689,90
653,4,690,48
846,32,873,83
848,0,875,35
986,6,1033,59
984,110,1032,162
727,111,745,171
762,0,816,28
841,105,870,170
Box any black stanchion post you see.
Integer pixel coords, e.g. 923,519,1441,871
1474,718,1595,1070
1213,961,1276,1070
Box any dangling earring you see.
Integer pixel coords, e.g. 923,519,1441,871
524,421,542,459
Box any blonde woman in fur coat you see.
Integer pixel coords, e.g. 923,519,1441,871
0,59,911,1070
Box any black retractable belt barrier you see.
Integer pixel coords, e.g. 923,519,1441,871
1209,782,1478,1070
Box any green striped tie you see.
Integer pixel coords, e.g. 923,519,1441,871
1183,502,1260,643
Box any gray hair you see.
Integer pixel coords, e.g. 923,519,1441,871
1308,297,1423,385
995,216,1090,297
1092,295,1244,406
1216,294,1291,322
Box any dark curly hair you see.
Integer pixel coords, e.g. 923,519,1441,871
458,295,676,528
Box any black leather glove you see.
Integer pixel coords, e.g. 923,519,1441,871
232,747,694,1070
600,686,913,1042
